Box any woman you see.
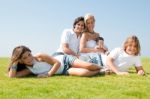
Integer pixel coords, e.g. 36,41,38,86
79,13,108,54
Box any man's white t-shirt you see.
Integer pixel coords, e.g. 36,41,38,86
57,29,81,54
108,47,142,72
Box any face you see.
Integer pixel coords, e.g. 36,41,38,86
86,18,95,32
74,21,85,34
125,42,137,55
20,51,34,66
98,40,104,46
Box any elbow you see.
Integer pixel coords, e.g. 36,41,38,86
8,72,17,78
57,61,61,68
8,74,16,78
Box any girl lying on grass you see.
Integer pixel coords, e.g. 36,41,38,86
8,45,101,78
106,35,145,75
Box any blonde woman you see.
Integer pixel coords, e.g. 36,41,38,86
80,13,108,54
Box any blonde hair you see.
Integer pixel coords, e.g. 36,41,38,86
123,35,141,55
84,13,95,25
84,13,95,32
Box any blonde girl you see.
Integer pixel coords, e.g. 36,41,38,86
107,35,145,75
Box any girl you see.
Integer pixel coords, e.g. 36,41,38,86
8,45,101,78
106,35,145,75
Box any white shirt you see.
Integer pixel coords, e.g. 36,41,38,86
108,47,142,72
80,39,108,67
57,29,81,54
86,40,97,48
27,59,64,75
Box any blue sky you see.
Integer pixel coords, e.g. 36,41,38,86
0,0,150,57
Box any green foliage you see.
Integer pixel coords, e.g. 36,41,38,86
0,57,150,99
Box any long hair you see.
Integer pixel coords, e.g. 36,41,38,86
123,35,141,55
84,13,95,32
8,45,31,71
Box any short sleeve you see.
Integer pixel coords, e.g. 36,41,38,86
108,47,122,59
61,29,71,44
134,56,142,67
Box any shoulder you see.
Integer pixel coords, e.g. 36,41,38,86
114,47,122,51
81,32,89,38
62,29,73,35
94,32,100,36
109,47,122,57
34,53,51,61
95,32,100,35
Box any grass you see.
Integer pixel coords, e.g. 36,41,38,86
0,57,150,99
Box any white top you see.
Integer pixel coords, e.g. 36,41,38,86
27,58,64,75
108,47,142,72
86,40,97,48
80,39,108,68
57,29,81,54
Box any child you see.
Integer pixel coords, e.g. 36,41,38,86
95,37,109,54
106,35,145,75
8,45,101,78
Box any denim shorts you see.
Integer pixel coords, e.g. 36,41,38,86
62,55,77,75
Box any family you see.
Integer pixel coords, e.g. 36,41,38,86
8,13,145,78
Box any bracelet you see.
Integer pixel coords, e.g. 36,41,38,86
11,65,17,70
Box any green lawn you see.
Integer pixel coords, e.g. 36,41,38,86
0,57,150,99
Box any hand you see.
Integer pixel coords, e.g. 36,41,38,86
98,40,104,48
37,74,49,78
75,54,80,58
95,46,100,49
137,70,145,76
116,71,129,75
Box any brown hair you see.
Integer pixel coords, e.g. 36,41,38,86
8,45,31,71
123,35,141,55
73,16,85,29
95,37,104,42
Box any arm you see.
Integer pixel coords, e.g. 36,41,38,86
35,53,61,77
62,43,79,57
8,62,31,78
106,56,128,75
135,66,145,76
60,29,79,57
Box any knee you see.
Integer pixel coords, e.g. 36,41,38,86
78,70,90,77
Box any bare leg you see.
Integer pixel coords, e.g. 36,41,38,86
72,59,101,71
68,68,99,77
